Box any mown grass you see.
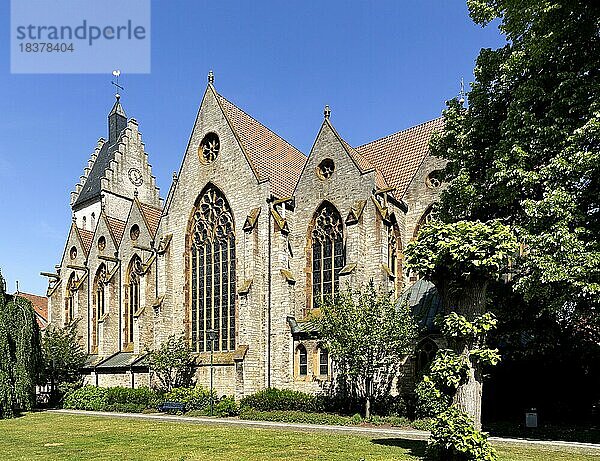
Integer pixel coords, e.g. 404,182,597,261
0,411,597,461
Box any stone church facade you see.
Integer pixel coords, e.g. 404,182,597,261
45,76,444,398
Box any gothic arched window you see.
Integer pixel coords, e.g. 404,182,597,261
189,185,236,353
92,264,107,353
415,338,438,376
310,203,344,308
125,256,142,347
65,272,76,325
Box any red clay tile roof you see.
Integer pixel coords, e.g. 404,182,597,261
139,202,162,237
106,216,126,245
17,292,48,329
77,228,94,254
216,92,307,198
355,118,444,198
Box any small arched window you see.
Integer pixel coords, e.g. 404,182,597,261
415,338,438,376
65,272,76,325
126,256,142,347
310,203,345,308
82,216,87,230
298,345,308,376
91,212,96,229
319,347,329,376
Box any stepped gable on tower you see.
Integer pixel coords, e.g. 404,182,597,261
72,97,128,209
215,91,307,198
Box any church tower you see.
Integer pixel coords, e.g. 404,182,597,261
70,95,162,228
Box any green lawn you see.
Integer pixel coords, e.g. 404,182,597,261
0,412,597,461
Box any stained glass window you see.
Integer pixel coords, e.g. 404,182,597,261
311,203,344,307
190,185,236,352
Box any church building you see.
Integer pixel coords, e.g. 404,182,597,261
45,73,444,398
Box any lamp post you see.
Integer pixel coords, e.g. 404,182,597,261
207,328,217,417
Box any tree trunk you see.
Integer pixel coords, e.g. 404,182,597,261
437,279,488,430
365,376,372,419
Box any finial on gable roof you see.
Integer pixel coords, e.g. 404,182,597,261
134,188,138,198
324,105,331,119
208,70,214,84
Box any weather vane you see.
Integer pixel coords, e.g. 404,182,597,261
111,70,124,99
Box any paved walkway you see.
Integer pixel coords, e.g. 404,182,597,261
51,409,600,451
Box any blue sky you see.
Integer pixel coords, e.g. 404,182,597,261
0,1,504,295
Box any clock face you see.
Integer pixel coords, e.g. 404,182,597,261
128,168,143,186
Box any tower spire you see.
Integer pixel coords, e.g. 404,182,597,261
108,70,127,144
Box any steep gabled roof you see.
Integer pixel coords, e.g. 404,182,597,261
77,228,94,254
138,202,162,238
355,118,443,198
106,216,126,245
215,91,307,198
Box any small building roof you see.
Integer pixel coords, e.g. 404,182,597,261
398,279,443,332
15,292,48,330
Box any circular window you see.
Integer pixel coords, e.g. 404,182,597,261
130,224,140,241
98,236,106,251
69,246,77,260
426,170,443,189
316,158,335,180
198,132,220,164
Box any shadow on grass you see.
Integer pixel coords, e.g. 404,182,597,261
371,438,427,457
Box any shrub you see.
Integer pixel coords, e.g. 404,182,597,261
239,388,325,413
411,417,434,431
239,408,351,426
415,377,452,418
164,386,213,411
427,406,497,461
214,396,239,417
63,385,107,411
105,386,161,408
63,385,161,412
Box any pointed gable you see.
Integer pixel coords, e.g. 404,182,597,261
138,202,162,238
355,118,443,198
77,227,94,255
215,92,306,198
106,216,126,245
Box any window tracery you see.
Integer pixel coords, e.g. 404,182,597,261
190,185,236,352
311,203,345,308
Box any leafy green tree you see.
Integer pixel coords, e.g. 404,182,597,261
42,321,87,403
147,335,196,392
317,282,418,418
431,0,600,340
405,220,517,428
0,271,42,418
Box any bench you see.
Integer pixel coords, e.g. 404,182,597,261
157,401,186,413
